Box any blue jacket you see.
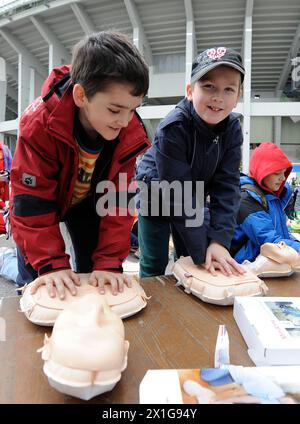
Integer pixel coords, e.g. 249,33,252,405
231,175,300,263
136,98,243,264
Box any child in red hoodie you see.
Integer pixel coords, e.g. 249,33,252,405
230,142,300,263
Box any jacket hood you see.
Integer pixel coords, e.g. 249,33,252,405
249,142,292,196
41,65,71,98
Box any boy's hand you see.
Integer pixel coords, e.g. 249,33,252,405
30,269,81,299
88,270,133,296
202,241,245,277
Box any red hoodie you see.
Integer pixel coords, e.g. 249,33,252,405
249,142,292,196
10,66,151,275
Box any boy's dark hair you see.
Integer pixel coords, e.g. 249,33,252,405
71,31,149,99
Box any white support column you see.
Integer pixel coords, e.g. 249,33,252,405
35,72,44,100
31,16,71,72
18,53,31,115
123,0,153,66
242,0,253,174
274,117,282,147
0,28,47,116
184,0,196,87
273,89,282,146
0,57,7,143
132,26,143,53
23,65,43,107
29,67,36,104
0,57,7,122
5,61,18,82
71,3,95,36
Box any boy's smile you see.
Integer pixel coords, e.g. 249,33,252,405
74,82,143,140
186,65,241,127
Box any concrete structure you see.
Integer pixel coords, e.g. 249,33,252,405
0,0,300,169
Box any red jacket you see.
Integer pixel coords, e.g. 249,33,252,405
10,65,150,275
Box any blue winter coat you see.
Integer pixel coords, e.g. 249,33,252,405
136,98,243,264
231,175,300,263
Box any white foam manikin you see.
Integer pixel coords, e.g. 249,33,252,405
38,293,129,400
20,274,148,326
242,255,294,278
243,242,300,278
260,242,300,271
172,256,268,306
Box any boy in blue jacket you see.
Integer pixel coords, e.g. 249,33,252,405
231,142,300,263
136,47,245,278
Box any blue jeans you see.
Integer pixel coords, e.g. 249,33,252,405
138,215,190,278
138,209,210,278
0,248,19,283
138,215,171,278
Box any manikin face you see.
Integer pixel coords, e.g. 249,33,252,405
186,66,241,126
73,82,143,140
262,168,287,192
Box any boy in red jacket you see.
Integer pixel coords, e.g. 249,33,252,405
10,31,150,299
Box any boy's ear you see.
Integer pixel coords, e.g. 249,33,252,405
186,83,193,101
73,83,86,107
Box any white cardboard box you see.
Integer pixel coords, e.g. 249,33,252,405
234,296,300,366
140,370,183,404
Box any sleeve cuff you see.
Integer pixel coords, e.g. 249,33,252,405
38,256,71,276
207,230,231,250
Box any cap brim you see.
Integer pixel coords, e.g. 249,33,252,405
191,61,245,84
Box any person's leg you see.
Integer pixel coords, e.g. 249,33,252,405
138,215,170,277
0,247,18,282
64,196,99,273
16,247,38,286
170,224,189,260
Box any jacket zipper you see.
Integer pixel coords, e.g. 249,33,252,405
118,141,149,164
206,136,220,176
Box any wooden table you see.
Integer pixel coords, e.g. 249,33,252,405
0,273,299,404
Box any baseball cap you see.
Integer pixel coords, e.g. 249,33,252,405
191,47,245,84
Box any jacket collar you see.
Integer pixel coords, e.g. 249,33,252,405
176,97,241,137
46,83,76,148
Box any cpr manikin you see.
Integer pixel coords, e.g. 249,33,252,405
172,256,268,306
38,293,129,400
20,273,148,326
242,242,300,278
